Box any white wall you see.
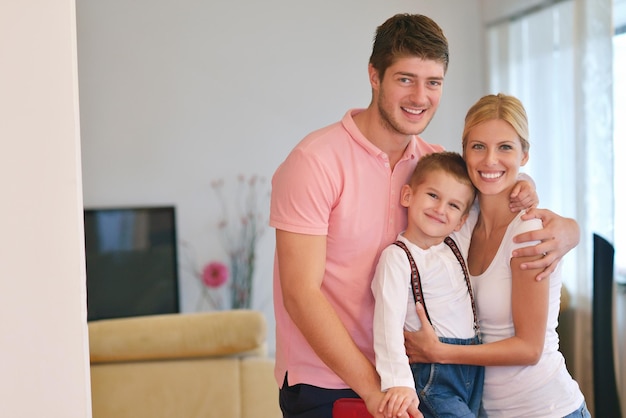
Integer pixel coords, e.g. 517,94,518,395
0,1,92,417
77,0,485,355
480,0,548,24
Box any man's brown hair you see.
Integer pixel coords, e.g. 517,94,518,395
369,14,449,80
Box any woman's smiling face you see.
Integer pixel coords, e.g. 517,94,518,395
463,118,529,197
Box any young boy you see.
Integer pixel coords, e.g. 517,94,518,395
371,151,483,418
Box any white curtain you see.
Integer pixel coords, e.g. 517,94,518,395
485,0,613,412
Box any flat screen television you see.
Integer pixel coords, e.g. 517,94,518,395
83,206,180,321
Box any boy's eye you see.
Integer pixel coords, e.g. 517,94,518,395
449,203,461,211
427,192,437,199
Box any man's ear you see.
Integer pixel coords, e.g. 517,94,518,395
400,184,412,208
368,63,381,90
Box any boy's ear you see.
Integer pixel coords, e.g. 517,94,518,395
400,184,412,208
453,213,470,232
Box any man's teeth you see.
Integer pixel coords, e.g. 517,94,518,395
404,108,424,115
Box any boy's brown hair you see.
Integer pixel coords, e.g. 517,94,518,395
409,151,476,213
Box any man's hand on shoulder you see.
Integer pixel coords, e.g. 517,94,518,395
512,208,580,281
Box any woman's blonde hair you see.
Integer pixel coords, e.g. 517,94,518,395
462,93,530,155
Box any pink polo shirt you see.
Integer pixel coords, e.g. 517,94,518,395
270,109,443,389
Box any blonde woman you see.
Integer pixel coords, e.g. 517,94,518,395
405,94,589,417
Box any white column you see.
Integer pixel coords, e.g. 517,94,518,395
0,1,92,417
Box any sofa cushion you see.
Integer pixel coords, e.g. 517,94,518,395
91,357,242,418
89,310,266,363
240,357,280,418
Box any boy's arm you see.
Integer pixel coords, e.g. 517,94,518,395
371,248,419,392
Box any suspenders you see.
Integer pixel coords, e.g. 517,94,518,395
393,237,480,339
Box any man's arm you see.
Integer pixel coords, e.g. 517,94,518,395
276,230,415,418
512,208,580,281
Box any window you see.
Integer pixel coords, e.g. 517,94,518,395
615,28,625,283
486,1,616,287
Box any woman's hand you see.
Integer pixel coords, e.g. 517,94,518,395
512,208,580,281
403,303,441,364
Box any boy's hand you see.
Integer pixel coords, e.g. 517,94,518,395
512,208,580,281
509,178,538,212
378,387,421,418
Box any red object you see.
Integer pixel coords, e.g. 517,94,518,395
332,398,373,418
332,398,414,418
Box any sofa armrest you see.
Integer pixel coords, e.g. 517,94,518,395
89,310,267,363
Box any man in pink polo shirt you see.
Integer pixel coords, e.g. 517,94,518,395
270,13,579,418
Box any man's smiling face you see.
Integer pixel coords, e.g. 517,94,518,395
371,56,445,137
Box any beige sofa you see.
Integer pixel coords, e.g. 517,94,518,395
88,310,281,418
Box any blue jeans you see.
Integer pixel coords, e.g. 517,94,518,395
562,401,592,418
411,335,484,418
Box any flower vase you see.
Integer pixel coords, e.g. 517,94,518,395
196,287,222,311
229,251,254,309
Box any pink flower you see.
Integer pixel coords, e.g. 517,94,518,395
202,261,228,288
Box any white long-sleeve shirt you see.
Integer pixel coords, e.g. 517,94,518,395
371,233,475,390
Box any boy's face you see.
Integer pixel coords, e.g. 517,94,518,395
369,56,445,137
401,170,474,248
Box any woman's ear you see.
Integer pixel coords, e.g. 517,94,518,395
400,184,412,208
521,150,529,166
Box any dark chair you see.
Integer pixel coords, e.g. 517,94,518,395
592,233,622,417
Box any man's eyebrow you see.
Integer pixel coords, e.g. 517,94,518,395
394,71,444,81
394,71,417,78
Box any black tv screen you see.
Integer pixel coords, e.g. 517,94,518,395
83,206,180,321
